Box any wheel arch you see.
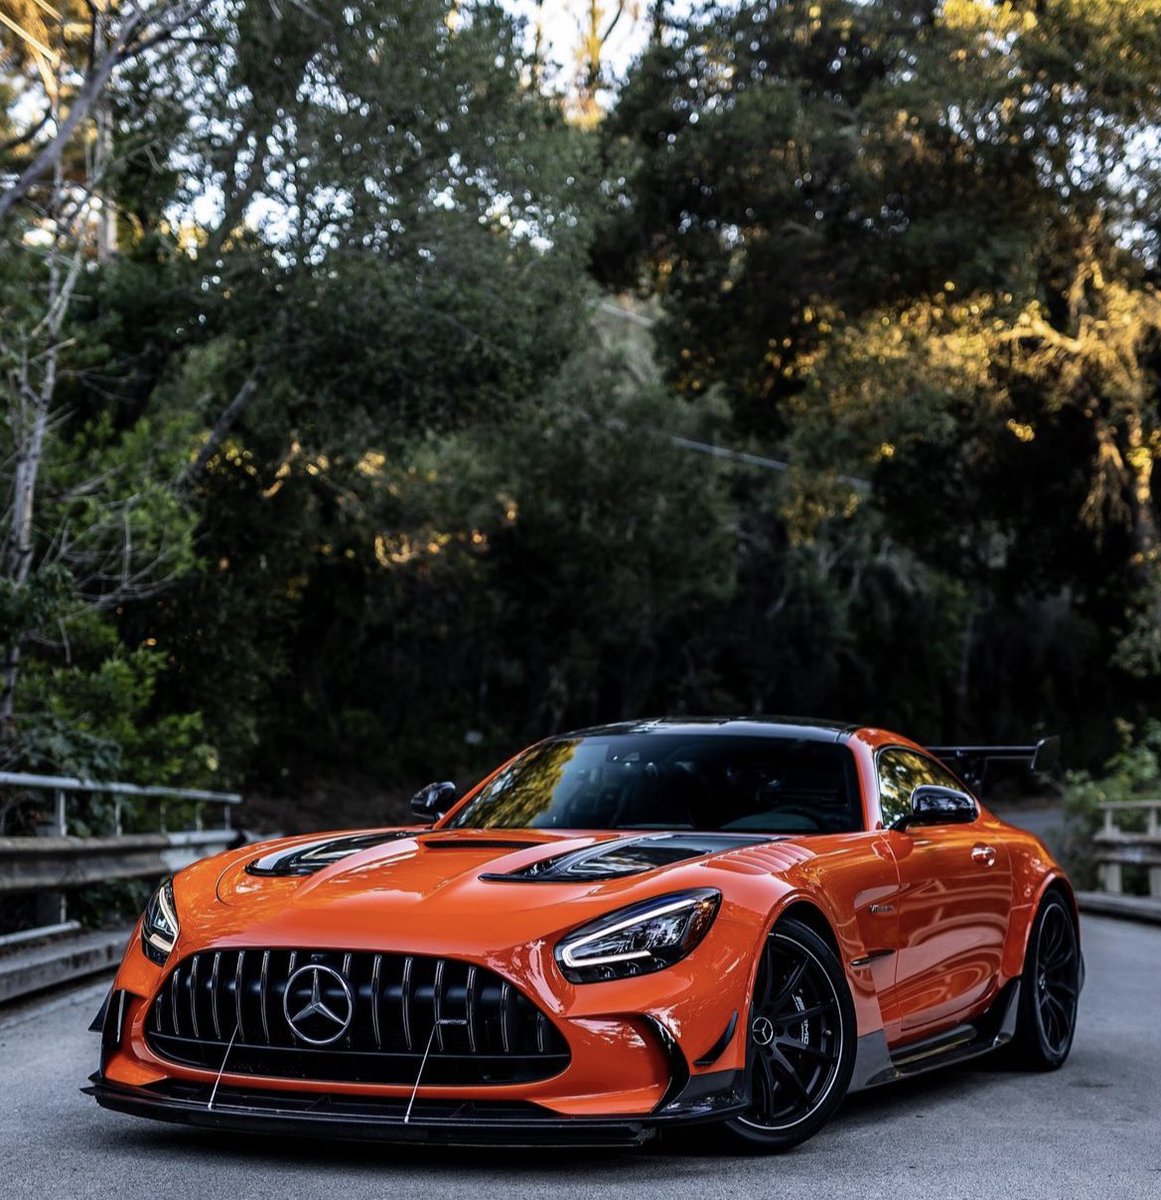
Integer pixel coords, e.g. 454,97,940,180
1005,871,1081,979
773,898,842,960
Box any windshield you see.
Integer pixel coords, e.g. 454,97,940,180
450,734,862,835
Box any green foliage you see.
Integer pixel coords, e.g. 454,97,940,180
595,0,1161,754
203,344,741,779
17,616,215,785
1064,720,1161,890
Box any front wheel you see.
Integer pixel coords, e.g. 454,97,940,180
1010,891,1080,1070
717,917,856,1152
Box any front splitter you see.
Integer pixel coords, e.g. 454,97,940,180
85,1074,746,1148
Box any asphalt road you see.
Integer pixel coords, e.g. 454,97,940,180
2,914,1157,1200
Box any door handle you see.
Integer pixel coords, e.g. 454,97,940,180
971,844,997,868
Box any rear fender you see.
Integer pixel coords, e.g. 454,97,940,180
1002,868,1079,979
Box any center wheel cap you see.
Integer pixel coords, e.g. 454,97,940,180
752,1015,775,1046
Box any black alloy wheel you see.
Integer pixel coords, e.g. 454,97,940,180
719,917,855,1151
1013,891,1081,1070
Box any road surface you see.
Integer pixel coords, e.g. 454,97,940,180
2,915,1157,1200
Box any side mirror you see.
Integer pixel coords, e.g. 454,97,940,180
898,784,978,831
410,780,457,822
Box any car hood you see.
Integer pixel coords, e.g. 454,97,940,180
183,827,815,962
215,827,790,904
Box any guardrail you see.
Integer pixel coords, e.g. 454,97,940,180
1094,799,1161,898
0,770,242,940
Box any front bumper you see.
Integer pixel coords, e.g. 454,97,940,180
87,982,748,1146
84,1068,747,1147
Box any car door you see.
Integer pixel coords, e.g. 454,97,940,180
876,747,1012,1040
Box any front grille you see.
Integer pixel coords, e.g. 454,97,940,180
146,949,570,1086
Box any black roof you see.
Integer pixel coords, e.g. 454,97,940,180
559,717,858,743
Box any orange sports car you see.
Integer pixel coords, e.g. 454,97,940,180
86,718,1081,1151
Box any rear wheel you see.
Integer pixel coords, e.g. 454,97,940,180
717,918,856,1152
1011,891,1080,1070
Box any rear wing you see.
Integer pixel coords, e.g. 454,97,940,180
925,736,1061,791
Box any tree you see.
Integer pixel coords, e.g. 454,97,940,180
79,1,604,779
0,2,203,751
595,0,1161,746
0,0,213,222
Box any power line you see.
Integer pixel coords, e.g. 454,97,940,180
667,434,870,491
593,297,871,491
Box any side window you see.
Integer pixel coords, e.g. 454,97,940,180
876,748,966,829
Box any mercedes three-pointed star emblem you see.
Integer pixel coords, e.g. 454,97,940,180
751,1015,776,1046
282,963,354,1045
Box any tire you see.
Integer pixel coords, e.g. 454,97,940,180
1010,890,1081,1070
716,917,856,1152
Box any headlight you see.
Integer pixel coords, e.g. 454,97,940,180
554,889,721,983
141,877,179,965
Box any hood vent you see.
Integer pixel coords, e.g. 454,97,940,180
480,832,776,883
245,830,420,877
423,838,542,852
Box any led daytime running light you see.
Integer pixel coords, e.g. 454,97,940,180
555,889,720,983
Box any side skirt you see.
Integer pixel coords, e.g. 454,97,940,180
849,979,1021,1092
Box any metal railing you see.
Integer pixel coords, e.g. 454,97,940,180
1094,799,1161,898
0,770,242,945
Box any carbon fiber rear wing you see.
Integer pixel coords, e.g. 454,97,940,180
925,736,1061,791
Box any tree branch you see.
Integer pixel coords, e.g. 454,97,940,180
184,371,263,486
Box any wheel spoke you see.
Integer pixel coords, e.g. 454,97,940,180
1043,945,1075,972
1038,996,1059,1045
773,999,834,1024
751,1041,779,1106
777,1036,832,1062
769,956,808,1011
767,1048,810,1104
1043,989,1069,1020
1040,915,1064,963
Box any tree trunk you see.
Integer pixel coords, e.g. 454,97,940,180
0,366,50,736
651,0,667,43
532,0,546,87
184,372,263,486
1125,406,1160,567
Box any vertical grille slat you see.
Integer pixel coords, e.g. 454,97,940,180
170,964,181,1038
465,965,478,1054
370,954,383,1050
188,955,200,1038
234,951,245,1041
433,960,446,1051
401,955,414,1052
284,951,297,1046
259,951,271,1044
147,948,568,1087
499,981,512,1054
210,952,222,1040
